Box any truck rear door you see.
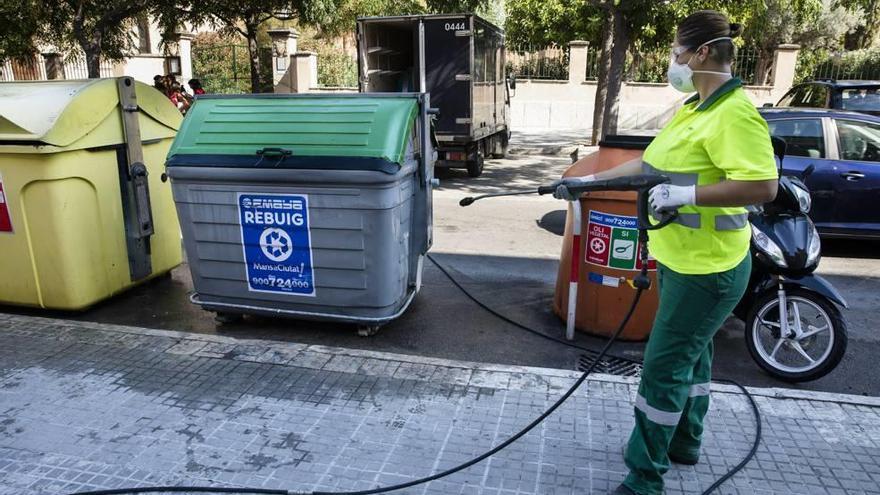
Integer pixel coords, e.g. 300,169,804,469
423,16,472,137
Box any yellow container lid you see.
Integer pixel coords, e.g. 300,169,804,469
0,78,181,152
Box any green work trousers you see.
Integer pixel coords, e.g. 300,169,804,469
622,255,751,495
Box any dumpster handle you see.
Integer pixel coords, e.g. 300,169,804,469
256,147,293,157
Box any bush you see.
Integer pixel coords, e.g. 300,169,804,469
298,33,358,88
191,33,275,94
315,45,358,88
192,33,251,94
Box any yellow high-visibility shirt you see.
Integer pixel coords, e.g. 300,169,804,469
642,78,778,275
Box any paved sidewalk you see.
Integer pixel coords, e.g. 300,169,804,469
1,313,879,495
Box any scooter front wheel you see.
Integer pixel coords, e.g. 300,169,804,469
745,288,847,382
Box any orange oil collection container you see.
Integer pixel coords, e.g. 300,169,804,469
553,135,659,341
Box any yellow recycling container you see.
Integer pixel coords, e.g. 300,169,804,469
0,78,183,310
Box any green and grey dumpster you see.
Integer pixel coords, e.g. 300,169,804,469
166,93,435,334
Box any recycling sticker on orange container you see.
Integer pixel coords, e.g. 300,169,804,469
0,173,12,233
586,210,655,271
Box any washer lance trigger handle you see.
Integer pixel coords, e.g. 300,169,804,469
538,174,679,232
635,177,678,231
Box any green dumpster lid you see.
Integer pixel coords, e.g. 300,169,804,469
167,95,419,167
0,79,181,148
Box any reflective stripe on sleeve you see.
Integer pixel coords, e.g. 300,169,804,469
635,394,682,426
689,382,712,397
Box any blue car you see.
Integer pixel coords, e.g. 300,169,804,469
759,108,880,239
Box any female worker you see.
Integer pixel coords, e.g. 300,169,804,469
555,10,778,495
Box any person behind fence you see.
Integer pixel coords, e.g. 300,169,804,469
188,78,206,95
153,74,165,93
553,9,779,495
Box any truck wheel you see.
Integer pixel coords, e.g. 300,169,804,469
467,152,484,178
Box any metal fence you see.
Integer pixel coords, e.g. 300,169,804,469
1,54,113,81
507,45,570,80
192,43,252,94
62,58,115,79
812,57,880,81
731,46,760,85
583,45,762,85
584,48,601,80
625,50,668,83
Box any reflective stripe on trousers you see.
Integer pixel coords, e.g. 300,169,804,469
635,394,681,426
688,382,711,397
634,382,711,426
622,258,752,495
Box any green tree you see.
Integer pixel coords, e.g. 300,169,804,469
505,0,602,48
0,0,42,61
175,0,340,93
504,0,744,141
11,0,163,78
426,0,489,13
840,0,880,49
744,0,863,85
588,0,737,141
318,0,424,38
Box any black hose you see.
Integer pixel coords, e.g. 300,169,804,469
426,254,762,495
698,379,762,495
426,253,641,364
311,281,645,495
71,487,290,495
70,256,761,495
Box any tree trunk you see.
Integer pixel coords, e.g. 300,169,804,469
591,9,613,145
601,7,629,138
845,1,879,49
84,40,102,78
245,26,262,93
72,13,102,78
754,52,772,86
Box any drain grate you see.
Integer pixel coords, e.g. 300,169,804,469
577,352,642,377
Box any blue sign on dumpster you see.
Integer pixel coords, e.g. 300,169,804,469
238,193,316,296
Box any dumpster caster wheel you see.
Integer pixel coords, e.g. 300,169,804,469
357,325,381,337
215,312,243,324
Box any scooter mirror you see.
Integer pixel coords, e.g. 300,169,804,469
771,136,787,170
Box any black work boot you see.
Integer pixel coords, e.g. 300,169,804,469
611,484,637,495
668,451,699,465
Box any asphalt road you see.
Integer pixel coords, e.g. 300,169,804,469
6,130,879,397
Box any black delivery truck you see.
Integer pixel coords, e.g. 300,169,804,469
356,14,512,177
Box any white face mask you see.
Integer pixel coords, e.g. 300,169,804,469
667,36,733,93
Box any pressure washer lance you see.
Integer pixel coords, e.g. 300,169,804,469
72,175,763,495
463,174,678,340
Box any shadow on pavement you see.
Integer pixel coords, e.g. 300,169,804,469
537,209,567,236
435,154,573,196
2,247,878,396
